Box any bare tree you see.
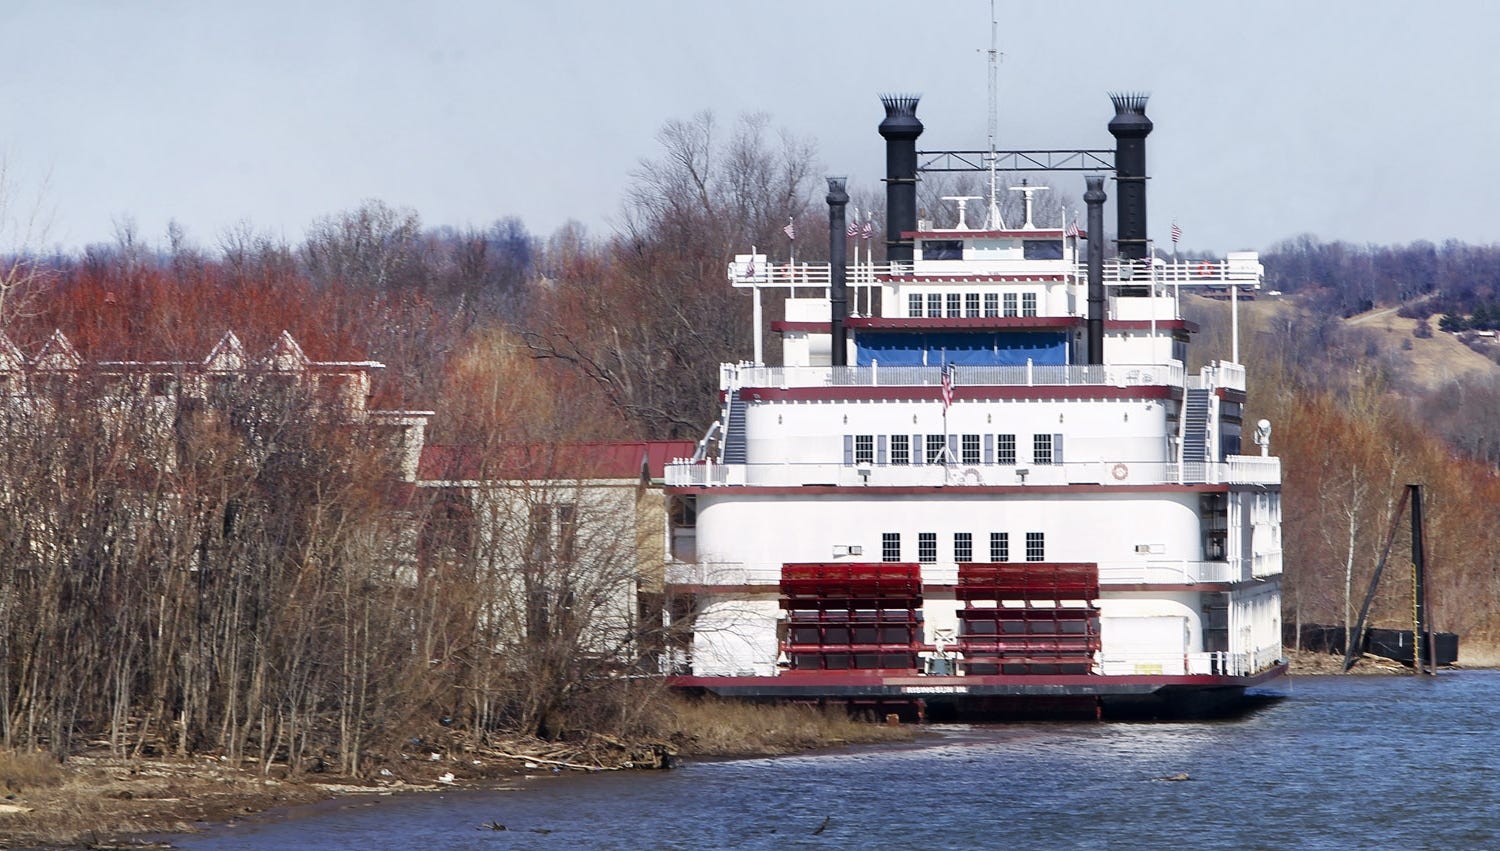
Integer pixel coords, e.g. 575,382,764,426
302,200,427,291
525,111,821,438
0,158,52,326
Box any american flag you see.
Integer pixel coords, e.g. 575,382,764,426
1171,221,1182,246
744,258,755,278
846,219,859,237
862,219,874,239
940,363,954,411
1064,220,1080,239
783,219,796,240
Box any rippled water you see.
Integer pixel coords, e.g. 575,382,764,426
169,673,1500,850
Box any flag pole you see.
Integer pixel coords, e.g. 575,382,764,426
787,217,795,293
850,205,860,316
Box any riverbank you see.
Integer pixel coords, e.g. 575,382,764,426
1284,645,1468,675
0,698,915,848
0,652,1451,848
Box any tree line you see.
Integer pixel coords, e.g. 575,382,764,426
8,105,1500,769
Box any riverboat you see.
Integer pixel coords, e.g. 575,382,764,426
661,92,1286,719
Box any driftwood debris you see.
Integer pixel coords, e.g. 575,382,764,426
493,752,615,772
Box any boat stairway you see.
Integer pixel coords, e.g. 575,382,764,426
1182,388,1212,463
721,396,748,464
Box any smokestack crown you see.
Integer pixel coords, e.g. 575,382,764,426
878,94,924,140
1107,92,1153,137
826,176,849,206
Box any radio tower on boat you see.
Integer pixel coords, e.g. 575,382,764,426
984,0,1005,230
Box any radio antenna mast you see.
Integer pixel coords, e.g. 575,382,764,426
984,0,1005,229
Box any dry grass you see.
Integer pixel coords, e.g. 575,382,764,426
1341,306,1495,388
0,748,66,794
658,695,916,757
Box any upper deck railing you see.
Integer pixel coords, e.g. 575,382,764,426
666,556,1269,590
728,257,1263,289
664,455,1281,489
722,361,1187,392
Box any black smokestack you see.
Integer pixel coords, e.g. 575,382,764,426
1084,174,1107,365
1107,92,1152,261
827,176,850,367
878,94,923,265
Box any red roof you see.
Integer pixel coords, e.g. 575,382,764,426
419,441,696,483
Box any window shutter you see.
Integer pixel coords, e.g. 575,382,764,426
947,433,958,462
877,434,888,465
984,433,994,464
912,434,923,465
843,434,854,465
1053,433,1064,465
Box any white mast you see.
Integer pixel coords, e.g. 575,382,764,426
984,0,1005,230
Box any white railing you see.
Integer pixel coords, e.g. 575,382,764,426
664,560,1244,589
729,258,1261,289
723,361,1185,392
1097,560,1238,585
730,262,912,289
1093,258,1263,285
664,458,1281,489
687,648,1284,680
1098,645,1282,677
1251,549,1283,579
666,562,781,587
1187,361,1247,393
1224,455,1281,484
1216,362,1246,391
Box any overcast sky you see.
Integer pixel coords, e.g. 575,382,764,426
2,1,1494,255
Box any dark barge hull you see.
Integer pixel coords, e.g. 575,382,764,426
668,662,1289,721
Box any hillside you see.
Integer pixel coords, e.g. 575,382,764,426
1342,305,1496,388
1184,293,1497,392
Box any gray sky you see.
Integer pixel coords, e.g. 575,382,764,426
2,1,1493,255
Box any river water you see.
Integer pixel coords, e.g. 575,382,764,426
168,673,1499,850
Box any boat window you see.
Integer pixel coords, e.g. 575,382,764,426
990,532,1010,562
1003,293,1019,318
1023,239,1064,260
854,434,874,464
918,532,937,563
965,293,980,318
882,532,902,562
996,433,1016,465
1033,433,1053,465
1025,532,1046,562
1022,293,1038,317
946,293,962,318
925,434,947,464
961,434,981,464
908,293,923,318
890,434,911,465
926,293,943,318
921,239,963,260
954,532,973,562
983,293,999,317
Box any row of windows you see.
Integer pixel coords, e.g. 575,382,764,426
905,291,1039,319
848,433,1061,466
919,239,1062,261
882,531,1045,563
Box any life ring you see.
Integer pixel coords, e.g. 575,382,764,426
1111,463,1129,481
1195,261,1215,277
